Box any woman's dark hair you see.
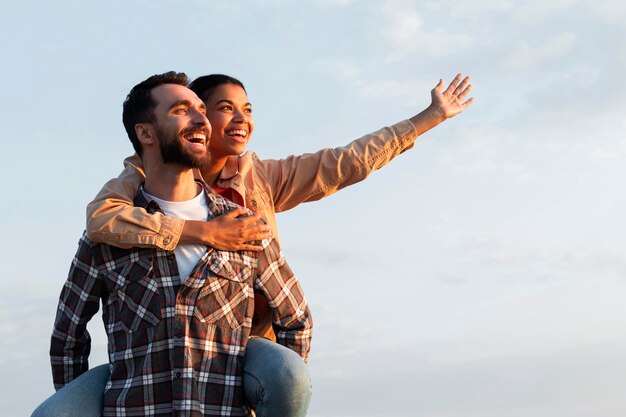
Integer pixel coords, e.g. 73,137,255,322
189,74,246,103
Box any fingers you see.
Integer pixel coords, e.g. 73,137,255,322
234,211,262,226
240,226,271,252
242,225,271,237
453,76,471,96
434,78,444,92
442,74,473,100
227,207,250,218
225,241,264,252
462,97,475,108
443,73,462,95
239,243,264,252
457,82,473,100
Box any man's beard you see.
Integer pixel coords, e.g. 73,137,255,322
156,124,211,169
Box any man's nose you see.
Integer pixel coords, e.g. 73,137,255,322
191,108,210,125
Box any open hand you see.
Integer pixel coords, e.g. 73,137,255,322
430,74,474,119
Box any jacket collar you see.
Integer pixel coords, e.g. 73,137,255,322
219,155,241,180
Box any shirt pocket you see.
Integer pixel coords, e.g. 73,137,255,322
246,188,272,212
105,256,162,333
193,255,254,329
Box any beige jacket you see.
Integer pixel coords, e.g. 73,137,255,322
86,119,418,251
86,119,418,338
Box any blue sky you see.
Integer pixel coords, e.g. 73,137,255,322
1,1,626,416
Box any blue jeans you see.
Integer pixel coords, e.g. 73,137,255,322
31,338,311,417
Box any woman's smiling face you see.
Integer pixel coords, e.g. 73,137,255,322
204,83,254,160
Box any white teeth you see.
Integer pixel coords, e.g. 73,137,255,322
227,129,247,137
184,133,206,142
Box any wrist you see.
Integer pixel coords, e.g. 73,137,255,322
181,220,214,246
409,106,446,135
425,104,447,124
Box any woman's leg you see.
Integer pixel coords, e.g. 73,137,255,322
243,338,312,417
31,363,110,417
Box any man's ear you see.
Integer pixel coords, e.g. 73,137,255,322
135,123,156,146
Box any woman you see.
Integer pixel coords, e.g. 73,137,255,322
33,73,473,417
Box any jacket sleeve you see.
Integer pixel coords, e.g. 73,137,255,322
50,235,103,390
86,155,183,251
254,239,312,362
259,119,418,212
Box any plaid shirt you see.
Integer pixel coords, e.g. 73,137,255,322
50,186,312,417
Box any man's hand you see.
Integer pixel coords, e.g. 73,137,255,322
181,208,272,251
429,74,474,120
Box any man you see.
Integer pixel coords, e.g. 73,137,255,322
47,72,312,417
85,72,473,341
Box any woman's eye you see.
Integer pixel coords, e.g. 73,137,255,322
220,105,233,111
244,108,252,114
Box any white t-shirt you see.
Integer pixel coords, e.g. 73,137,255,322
142,188,209,284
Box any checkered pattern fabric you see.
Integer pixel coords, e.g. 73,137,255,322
50,186,312,417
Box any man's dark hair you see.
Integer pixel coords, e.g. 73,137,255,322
122,71,189,156
189,74,246,103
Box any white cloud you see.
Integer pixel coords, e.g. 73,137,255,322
617,41,626,69
307,58,436,107
378,0,475,62
592,148,621,160
586,0,626,25
434,0,575,22
440,0,516,17
511,0,576,23
584,107,626,161
308,338,626,417
559,241,626,276
436,125,539,182
355,78,434,107
502,32,576,71
307,58,361,79
319,0,355,6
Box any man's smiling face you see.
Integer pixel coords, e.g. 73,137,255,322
150,83,212,168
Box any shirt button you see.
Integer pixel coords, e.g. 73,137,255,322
176,371,182,378
168,254,176,261
173,412,179,417
163,236,171,245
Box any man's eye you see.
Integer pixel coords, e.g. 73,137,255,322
244,108,252,114
175,108,188,114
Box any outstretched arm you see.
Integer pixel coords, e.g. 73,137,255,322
87,155,270,251
258,73,474,213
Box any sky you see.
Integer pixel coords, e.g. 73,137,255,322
1,0,625,416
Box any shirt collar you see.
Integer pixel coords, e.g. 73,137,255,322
219,155,241,180
134,180,234,220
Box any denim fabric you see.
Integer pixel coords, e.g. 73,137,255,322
31,363,109,417
32,338,311,417
244,338,312,417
